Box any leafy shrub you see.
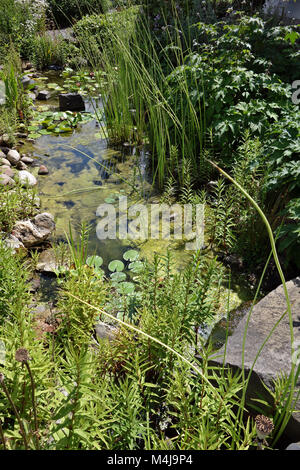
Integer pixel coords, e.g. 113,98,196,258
0,0,47,59
73,5,140,49
47,0,107,27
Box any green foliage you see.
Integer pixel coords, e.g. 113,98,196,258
277,198,300,269
47,0,107,27
0,185,39,233
30,34,69,70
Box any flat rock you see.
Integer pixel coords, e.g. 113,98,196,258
59,93,85,112
4,234,25,253
36,248,68,273
11,212,55,247
210,278,300,441
0,157,11,166
95,322,119,342
6,149,21,165
21,156,34,164
17,170,37,187
0,174,15,186
2,167,14,178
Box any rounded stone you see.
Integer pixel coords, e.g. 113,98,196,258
7,149,21,165
17,170,37,187
38,165,49,175
0,174,16,186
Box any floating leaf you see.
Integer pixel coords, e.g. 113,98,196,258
28,133,40,139
108,260,124,272
128,261,143,273
117,282,135,294
123,249,139,262
104,197,116,204
110,272,127,282
86,255,103,269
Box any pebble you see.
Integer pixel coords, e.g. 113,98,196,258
38,165,49,175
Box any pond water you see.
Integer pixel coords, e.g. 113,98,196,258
22,71,254,343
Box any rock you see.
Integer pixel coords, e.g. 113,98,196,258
38,165,49,175
95,322,119,342
17,170,37,187
286,442,300,450
0,134,10,146
28,92,36,101
59,93,85,112
4,234,25,253
2,167,14,178
11,213,55,248
21,156,34,164
0,147,10,155
21,75,35,90
0,150,7,160
0,157,11,166
37,90,51,100
6,149,21,165
210,278,300,442
0,174,15,186
16,161,28,170
36,248,68,273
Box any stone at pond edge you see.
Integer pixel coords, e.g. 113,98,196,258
36,248,68,273
0,174,15,186
210,277,300,442
1,167,14,178
6,149,21,165
17,170,37,187
21,156,34,164
38,165,49,175
11,213,55,248
3,234,26,254
59,93,85,112
16,161,28,170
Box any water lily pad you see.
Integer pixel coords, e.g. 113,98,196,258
110,271,127,282
123,249,139,262
28,133,40,139
86,255,103,269
104,197,116,204
128,261,143,273
117,282,135,294
108,260,124,272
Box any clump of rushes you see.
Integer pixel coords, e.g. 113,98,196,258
15,348,40,450
0,372,28,449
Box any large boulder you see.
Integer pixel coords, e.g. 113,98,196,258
17,170,37,187
210,278,300,442
11,213,55,247
59,93,85,111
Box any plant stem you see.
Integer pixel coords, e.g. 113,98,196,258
24,361,39,450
